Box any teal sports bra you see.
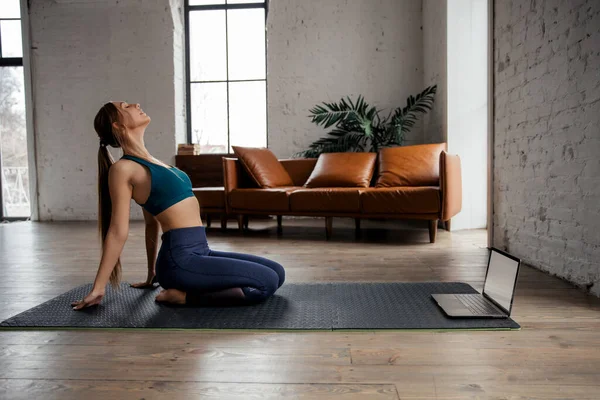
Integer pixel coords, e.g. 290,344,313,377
121,155,195,216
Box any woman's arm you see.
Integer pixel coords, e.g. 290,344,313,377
143,208,160,274
92,162,132,290
130,209,160,288
72,162,132,309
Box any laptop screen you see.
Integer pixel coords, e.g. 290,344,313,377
482,249,520,312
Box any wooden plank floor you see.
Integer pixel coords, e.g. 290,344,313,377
1,218,599,399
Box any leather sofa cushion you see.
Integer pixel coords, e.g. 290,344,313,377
229,187,299,211
304,152,377,188
232,146,294,188
280,158,318,186
375,143,446,187
360,187,441,214
290,188,361,212
193,187,224,209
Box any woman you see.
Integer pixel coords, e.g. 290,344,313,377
71,101,285,310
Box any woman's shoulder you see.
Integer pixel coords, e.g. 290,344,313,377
111,158,139,177
114,157,136,168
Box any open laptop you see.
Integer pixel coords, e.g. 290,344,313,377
432,247,521,318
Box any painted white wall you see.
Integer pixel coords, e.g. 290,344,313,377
447,0,488,230
266,0,424,157
29,0,185,221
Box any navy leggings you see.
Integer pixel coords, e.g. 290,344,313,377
155,226,285,304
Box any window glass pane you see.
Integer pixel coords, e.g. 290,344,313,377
191,83,228,153
229,81,266,150
227,9,265,80
227,0,265,4
0,0,21,18
1,20,23,58
189,11,226,81
189,0,225,5
0,67,30,217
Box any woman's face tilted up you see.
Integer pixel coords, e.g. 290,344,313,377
112,101,151,132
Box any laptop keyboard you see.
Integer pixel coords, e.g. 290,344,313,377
455,294,503,316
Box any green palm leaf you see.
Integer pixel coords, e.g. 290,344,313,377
390,85,437,141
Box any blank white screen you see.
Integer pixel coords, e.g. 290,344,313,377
483,250,519,311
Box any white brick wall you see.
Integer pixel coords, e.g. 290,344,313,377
30,0,185,221
266,0,424,157
494,0,600,295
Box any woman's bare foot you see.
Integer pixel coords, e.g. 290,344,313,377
155,289,186,305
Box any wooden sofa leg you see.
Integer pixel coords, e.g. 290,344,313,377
325,217,333,240
355,218,361,237
206,214,212,228
237,214,244,232
221,214,227,230
277,215,283,234
429,220,438,243
243,215,249,229
445,219,451,232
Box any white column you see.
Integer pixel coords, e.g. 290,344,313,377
447,0,489,230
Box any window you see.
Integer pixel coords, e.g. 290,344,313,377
185,0,268,153
0,0,30,219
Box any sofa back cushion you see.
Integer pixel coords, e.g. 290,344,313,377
375,143,447,187
303,152,377,188
280,158,319,186
232,146,294,188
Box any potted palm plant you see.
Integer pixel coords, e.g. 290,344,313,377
295,85,437,158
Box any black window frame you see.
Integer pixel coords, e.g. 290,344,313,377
184,0,269,150
0,16,23,67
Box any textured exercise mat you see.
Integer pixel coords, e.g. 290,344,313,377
0,282,520,330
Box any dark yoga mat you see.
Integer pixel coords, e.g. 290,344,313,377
0,282,520,330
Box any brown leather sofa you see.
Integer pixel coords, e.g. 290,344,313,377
222,143,462,243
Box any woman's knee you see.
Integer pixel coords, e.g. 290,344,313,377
237,254,285,288
262,269,280,295
276,263,285,287
209,250,285,288
244,270,280,302
264,259,285,287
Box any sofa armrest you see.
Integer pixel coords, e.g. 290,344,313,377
440,151,462,221
222,157,240,213
222,157,240,193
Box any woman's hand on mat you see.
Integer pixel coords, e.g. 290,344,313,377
130,271,157,289
71,290,105,310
